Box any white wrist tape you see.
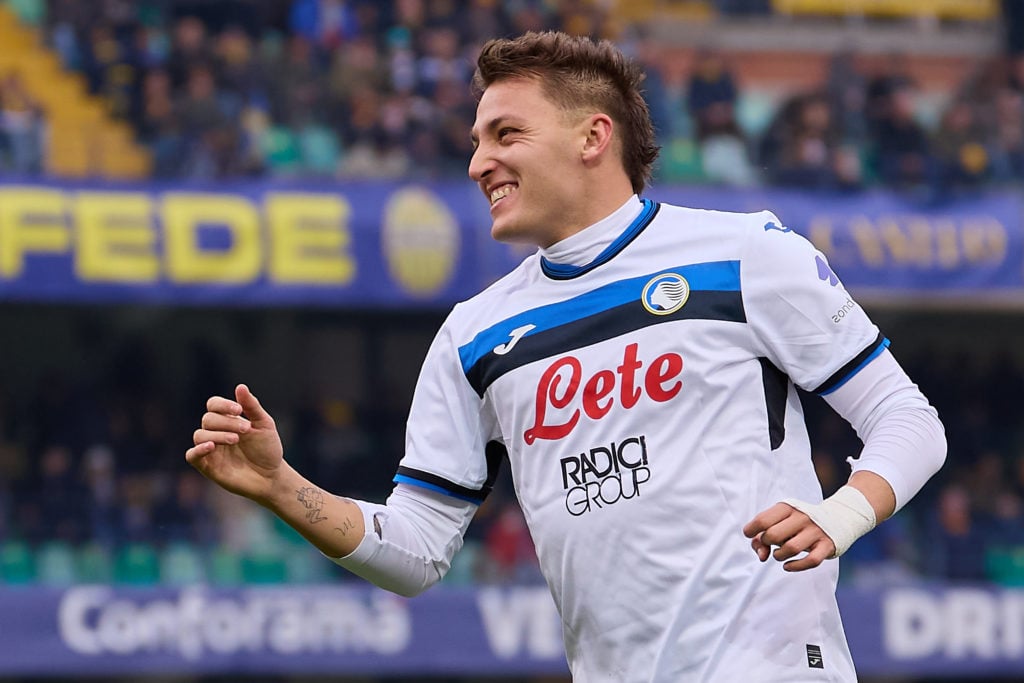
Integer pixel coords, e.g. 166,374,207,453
782,485,877,559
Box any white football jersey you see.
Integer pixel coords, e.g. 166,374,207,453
397,199,883,681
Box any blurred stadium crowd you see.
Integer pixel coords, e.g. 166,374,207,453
0,0,1023,193
1,0,1023,593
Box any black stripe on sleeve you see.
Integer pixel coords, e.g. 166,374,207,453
395,440,506,504
812,332,887,395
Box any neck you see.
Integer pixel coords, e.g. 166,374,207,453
541,176,635,247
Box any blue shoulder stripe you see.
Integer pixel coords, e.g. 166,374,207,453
458,260,741,375
458,261,744,396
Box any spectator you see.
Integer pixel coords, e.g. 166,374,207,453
925,484,990,582
764,91,860,191
869,81,933,191
337,126,410,179
864,51,915,134
166,15,212,90
152,471,218,547
686,47,738,142
824,48,869,147
82,445,120,548
0,72,45,175
932,98,992,192
35,445,84,543
173,62,237,178
136,67,184,177
685,48,756,185
213,25,265,114
990,87,1024,182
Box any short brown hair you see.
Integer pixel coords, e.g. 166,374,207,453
472,31,660,195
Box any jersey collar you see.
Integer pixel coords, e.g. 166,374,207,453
540,197,660,280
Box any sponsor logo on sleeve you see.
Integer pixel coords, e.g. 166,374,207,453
832,297,857,324
816,254,841,287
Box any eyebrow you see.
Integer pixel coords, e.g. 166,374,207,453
469,115,518,148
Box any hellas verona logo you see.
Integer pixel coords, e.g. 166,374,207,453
642,273,690,315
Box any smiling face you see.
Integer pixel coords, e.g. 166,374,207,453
469,77,597,247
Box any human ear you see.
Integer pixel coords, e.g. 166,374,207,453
581,113,614,162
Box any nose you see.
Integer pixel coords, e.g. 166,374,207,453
468,144,494,183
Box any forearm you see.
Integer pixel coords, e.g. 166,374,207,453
328,484,477,597
846,470,896,523
825,349,947,512
259,462,366,559
769,350,945,564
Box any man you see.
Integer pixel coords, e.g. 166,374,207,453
187,31,946,681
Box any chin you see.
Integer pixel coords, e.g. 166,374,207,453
490,219,522,244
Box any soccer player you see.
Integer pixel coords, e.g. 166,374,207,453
187,31,946,681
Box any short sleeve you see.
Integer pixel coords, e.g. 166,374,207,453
393,317,504,504
742,211,886,395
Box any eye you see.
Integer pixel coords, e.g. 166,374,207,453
498,127,517,141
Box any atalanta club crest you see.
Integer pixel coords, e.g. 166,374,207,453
641,273,690,315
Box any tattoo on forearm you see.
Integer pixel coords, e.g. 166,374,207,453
296,487,328,524
335,519,356,537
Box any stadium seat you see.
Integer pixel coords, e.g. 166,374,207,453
0,540,35,584
283,546,334,584
0,4,151,178
298,125,341,176
35,540,77,586
159,542,207,585
262,126,302,177
986,546,1024,586
113,542,160,584
240,546,288,584
75,542,113,584
271,514,308,546
206,546,243,585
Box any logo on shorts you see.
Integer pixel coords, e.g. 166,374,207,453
642,273,689,315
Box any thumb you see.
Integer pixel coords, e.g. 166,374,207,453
235,384,272,423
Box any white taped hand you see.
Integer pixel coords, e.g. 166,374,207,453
782,485,877,558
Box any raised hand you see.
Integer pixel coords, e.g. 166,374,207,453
185,383,285,503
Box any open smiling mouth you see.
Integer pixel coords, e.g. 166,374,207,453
490,184,518,206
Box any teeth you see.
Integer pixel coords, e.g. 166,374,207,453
490,185,517,204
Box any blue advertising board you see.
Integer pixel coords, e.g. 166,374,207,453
0,583,1021,677
0,180,1021,307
